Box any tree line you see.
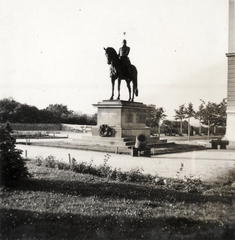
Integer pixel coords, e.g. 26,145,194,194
146,99,227,137
0,98,97,125
1,97,226,134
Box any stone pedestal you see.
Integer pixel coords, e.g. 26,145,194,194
92,100,150,138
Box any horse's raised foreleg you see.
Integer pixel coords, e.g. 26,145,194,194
117,78,121,100
110,78,115,100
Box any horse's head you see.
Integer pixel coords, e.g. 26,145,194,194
103,47,118,65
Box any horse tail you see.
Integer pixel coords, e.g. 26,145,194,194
135,88,139,97
132,65,138,97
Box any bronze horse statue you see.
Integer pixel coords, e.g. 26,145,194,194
104,47,138,102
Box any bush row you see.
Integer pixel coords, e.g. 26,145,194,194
35,154,156,183
34,154,207,193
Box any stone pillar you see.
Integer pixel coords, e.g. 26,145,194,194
225,0,235,148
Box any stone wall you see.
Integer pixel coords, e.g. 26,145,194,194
61,124,92,132
0,123,61,131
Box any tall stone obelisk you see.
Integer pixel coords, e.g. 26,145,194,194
225,0,235,148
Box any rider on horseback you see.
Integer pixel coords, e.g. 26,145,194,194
118,39,132,75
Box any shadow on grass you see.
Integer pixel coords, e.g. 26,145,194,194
8,177,233,205
1,208,234,240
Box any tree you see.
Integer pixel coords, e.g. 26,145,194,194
199,99,227,138
0,98,98,124
174,104,186,136
38,109,60,123
88,113,97,125
46,104,72,122
211,98,227,127
0,98,44,123
184,102,195,141
146,105,166,137
195,101,205,135
14,104,41,123
0,98,20,122
0,122,29,186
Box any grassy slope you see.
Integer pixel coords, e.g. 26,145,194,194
0,160,235,240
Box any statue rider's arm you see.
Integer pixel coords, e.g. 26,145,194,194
118,48,121,57
126,47,130,56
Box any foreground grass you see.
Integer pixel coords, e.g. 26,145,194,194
1,159,235,240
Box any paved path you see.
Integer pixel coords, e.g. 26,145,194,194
17,144,235,182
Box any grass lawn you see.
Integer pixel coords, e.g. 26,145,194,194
1,159,235,239
17,140,206,155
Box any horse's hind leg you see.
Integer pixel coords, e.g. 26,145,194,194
132,78,138,101
110,78,115,100
130,81,137,102
117,78,121,100
126,81,131,101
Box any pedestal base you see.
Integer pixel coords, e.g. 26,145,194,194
92,100,150,138
91,126,150,138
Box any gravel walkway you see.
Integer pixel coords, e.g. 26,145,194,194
18,144,235,182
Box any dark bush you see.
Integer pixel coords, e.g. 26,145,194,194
0,122,29,186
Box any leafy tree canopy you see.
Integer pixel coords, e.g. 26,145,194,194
174,104,186,120
146,105,166,128
196,99,227,126
45,104,73,119
0,98,97,125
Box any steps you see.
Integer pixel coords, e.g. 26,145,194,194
72,135,170,148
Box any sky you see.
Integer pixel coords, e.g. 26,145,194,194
0,0,229,121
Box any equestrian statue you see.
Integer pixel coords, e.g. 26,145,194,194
104,40,138,102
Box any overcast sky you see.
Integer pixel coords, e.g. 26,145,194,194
0,0,229,120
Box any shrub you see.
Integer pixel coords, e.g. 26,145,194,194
71,160,93,174
126,168,144,182
0,122,29,186
115,169,127,182
44,155,57,168
35,155,43,166
108,168,118,180
57,161,70,170
184,175,203,193
34,154,158,184
95,157,112,177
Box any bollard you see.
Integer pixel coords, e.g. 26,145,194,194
25,150,27,158
132,134,151,157
68,154,71,164
135,134,147,149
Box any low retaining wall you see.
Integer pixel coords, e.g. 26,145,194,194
0,123,95,132
61,124,92,132
0,123,61,131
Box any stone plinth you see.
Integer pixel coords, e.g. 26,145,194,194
92,100,150,138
